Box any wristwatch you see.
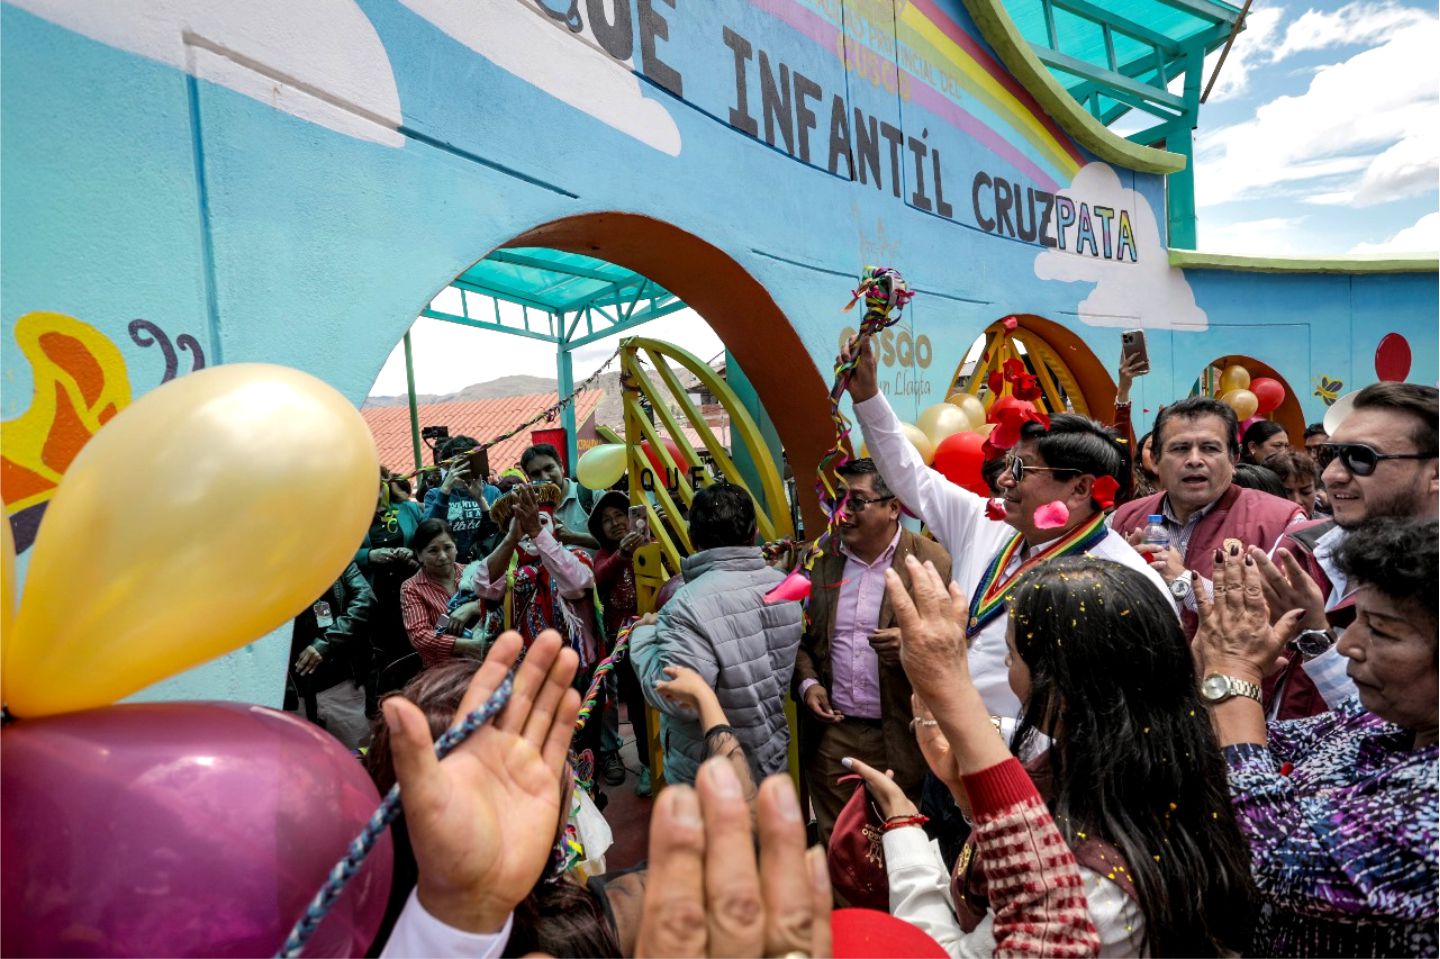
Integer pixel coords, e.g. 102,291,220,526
1200,674,1263,705
1169,570,1194,602
1294,627,1339,660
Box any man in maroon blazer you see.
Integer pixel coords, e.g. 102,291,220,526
1111,395,1306,632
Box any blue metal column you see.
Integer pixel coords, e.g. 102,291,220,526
557,316,579,472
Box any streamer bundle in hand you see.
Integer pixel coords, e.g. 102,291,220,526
574,617,636,733
765,268,913,606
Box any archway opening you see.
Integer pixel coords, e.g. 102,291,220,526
947,313,1115,417
1192,355,1305,443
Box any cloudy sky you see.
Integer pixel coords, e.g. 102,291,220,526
370,0,1437,397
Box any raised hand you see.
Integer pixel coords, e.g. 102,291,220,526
636,764,831,958
383,629,579,934
885,555,972,705
1194,548,1304,683
1250,546,1329,630
838,334,880,403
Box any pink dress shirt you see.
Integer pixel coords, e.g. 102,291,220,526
802,527,901,720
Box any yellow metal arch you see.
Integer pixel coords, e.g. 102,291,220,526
959,321,1091,416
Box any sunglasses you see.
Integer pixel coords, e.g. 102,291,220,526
1003,455,1078,484
1314,442,1433,477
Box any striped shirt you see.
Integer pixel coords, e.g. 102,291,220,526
400,568,459,668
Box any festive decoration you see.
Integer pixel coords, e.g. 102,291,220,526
916,402,971,445
1034,500,1070,529
806,267,915,578
5,364,377,719
2,702,393,958
764,568,814,604
1249,377,1285,415
1323,389,1362,434
944,392,987,431
984,499,1007,521
1314,375,1343,406
1090,475,1120,510
988,395,1050,453
899,421,936,464
1218,364,1251,394
641,438,692,477
1220,387,1259,420
1375,332,1412,382
966,514,1109,638
932,432,988,496
575,618,636,732
576,443,628,490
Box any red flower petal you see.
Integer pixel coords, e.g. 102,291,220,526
1091,475,1120,510
1034,500,1070,529
985,499,1008,521
764,569,812,604
1002,316,1019,331
987,371,1004,394
1003,358,1027,382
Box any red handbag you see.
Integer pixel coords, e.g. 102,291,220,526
825,774,891,911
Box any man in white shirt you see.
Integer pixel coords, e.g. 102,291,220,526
843,337,1171,720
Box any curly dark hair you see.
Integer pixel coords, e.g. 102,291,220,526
1335,518,1438,625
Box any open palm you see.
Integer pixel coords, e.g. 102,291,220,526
384,630,580,934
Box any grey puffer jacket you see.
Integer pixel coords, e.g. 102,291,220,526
630,546,803,785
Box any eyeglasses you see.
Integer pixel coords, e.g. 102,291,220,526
844,493,895,511
1314,442,1434,477
1002,455,1078,484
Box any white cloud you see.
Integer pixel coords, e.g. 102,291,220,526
1035,163,1208,330
11,0,404,147
1350,211,1440,253
1200,7,1285,102
1195,12,1440,209
1271,0,1434,61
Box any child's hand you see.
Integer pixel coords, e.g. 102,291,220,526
655,665,713,713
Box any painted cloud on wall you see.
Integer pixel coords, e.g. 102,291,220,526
9,0,405,147
1035,162,1208,331
401,0,682,157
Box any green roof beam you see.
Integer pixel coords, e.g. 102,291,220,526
1148,0,1240,26
421,306,560,344
449,276,561,315
485,249,630,284
1031,46,1188,111
1045,0,1182,53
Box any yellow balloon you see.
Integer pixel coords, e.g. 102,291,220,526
917,403,972,445
4,364,378,718
975,422,998,439
900,422,936,465
945,392,987,431
1222,388,1260,420
1218,364,1251,394
576,443,627,490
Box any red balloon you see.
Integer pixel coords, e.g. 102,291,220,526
1249,377,1285,415
1,702,392,957
642,438,691,478
932,432,988,496
1375,333,1412,382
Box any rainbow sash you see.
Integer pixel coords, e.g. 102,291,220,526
966,513,1109,638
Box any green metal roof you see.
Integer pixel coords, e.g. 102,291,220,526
1001,0,1242,143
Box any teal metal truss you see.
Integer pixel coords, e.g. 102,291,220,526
1000,0,1246,248
414,248,688,469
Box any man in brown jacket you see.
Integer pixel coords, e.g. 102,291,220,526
793,458,952,846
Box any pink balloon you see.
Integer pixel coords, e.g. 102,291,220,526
1,702,391,957
933,432,989,496
1249,377,1285,415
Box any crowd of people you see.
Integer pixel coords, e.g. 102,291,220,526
285,341,1437,958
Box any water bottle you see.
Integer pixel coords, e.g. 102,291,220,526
1139,514,1169,558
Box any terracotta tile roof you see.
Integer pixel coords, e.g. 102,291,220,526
362,390,603,475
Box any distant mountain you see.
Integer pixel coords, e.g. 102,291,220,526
364,374,557,408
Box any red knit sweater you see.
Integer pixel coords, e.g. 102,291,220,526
963,758,1102,958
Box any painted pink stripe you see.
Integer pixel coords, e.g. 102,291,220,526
749,0,1061,191
907,0,1087,165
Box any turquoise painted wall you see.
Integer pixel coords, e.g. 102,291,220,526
3,0,1435,706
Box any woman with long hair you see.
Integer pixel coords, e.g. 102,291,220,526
853,556,1256,956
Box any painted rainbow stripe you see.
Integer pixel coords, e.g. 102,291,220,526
750,0,1084,192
